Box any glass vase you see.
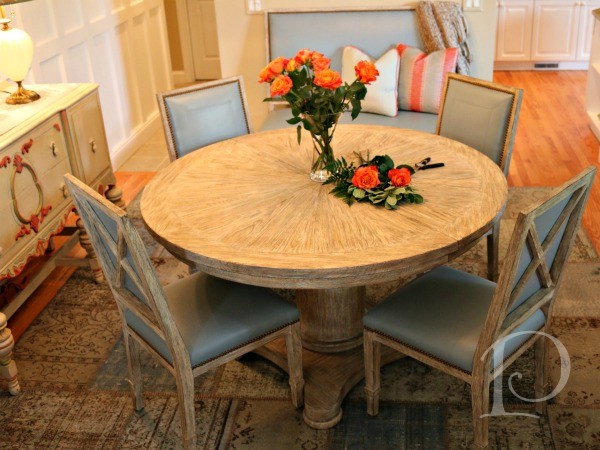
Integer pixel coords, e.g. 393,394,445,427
303,113,341,183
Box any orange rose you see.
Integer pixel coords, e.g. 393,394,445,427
313,69,343,90
286,58,298,72
294,48,313,64
310,52,331,71
352,166,380,189
354,60,379,84
258,56,288,83
270,75,293,97
258,66,272,83
388,168,411,187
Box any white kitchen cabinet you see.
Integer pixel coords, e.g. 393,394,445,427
578,1,600,59
496,0,535,60
531,1,580,60
585,9,600,155
496,0,600,69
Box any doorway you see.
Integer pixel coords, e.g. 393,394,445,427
164,0,221,84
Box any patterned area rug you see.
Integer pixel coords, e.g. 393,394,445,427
1,187,599,449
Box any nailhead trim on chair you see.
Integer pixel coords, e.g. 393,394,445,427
191,319,300,369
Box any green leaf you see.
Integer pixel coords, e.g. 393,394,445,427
353,189,366,199
396,164,416,175
296,125,302,144
301,119,313,131
355,84,367,100
286,117,302,125
351,98,361,119
386,195,397,206
371,155,394,173
413,194,424,204
393,187,407,195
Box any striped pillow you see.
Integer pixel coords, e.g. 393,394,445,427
397,44,458,114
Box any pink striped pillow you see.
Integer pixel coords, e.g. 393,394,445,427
397,44,458,114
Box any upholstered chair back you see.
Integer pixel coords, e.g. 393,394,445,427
436,73,523,176
475,167,596,371
63,174,190,369
156,76,252,161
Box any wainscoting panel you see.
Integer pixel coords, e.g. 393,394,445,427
11,0,174,168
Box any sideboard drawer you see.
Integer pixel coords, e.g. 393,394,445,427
0,157,71,267
0,115,72,276
65,91,111,185
0,113,68,178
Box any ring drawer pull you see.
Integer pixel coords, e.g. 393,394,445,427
61,184,69,199
50,142,58,156
89,138,97,153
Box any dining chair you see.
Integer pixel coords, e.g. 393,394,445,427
363,167,595,449
437,73,524,281
64,174,303,450
156,76,253,161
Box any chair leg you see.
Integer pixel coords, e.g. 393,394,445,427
487,222,500,281
534,336,548,415
285,322,304,408
174,367,196,450
124,333,144,411
471,378,490,449
364,329,381,416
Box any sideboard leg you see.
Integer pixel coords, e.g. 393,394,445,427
76,217,104,283
105,184,125,209
0,313,21,395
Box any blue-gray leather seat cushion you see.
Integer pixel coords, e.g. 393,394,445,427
363,266,546,372
260,108,438,133
125,272,299,368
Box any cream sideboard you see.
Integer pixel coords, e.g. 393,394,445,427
495,0,600,69
0,83,122,394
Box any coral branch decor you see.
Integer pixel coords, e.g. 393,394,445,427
259,49,379,182
325,152,424,210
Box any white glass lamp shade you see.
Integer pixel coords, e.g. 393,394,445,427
0,25,33,81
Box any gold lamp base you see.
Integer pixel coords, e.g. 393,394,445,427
5,81,40,105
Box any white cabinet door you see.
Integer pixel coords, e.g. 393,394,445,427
532,0,580,61
496,0,535,61
577,1,600,60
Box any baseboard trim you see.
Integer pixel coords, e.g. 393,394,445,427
110,113,162,170
494,61,589,71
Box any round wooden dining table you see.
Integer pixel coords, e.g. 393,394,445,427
141,125,507,429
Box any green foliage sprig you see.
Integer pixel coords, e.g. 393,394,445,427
324,152,424,210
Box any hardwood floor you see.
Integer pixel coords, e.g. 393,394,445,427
494,71,600,248
6,71,600,340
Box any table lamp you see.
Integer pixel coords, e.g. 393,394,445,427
0,0,39,105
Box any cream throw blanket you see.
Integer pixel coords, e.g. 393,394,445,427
416,1,472,75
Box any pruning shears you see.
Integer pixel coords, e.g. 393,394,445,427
415,157,445,171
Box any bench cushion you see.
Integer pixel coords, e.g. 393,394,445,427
260,108,438,133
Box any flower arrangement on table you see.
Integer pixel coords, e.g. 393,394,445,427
325,152,424,210
258,49,379,181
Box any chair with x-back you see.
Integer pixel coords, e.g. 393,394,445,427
157,76,253,162
363,166,595,449
64,174,303,449
437,73,524,281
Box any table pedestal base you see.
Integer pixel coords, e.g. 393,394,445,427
254,339,403,429
295,287,365,353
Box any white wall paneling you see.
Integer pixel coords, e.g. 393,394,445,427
9,0,174,169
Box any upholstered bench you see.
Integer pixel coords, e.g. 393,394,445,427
260,8,475,133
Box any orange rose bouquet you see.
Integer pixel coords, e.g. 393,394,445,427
325,153,423,209
259,49,379,181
